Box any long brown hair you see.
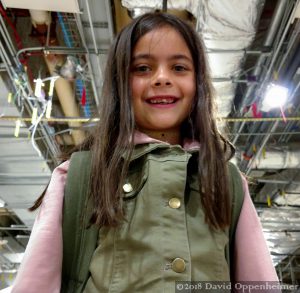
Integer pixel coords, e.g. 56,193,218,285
31,12,234,230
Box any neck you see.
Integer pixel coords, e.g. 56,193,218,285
138,129,181,145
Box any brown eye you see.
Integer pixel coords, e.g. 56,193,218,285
135,65,151,72
173,65,187,72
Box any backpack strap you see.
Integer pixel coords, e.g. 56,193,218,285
61,151,98,293
226,161,245,279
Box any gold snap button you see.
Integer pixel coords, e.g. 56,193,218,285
168,197,181,209
123,183,133,193
171,258,186,273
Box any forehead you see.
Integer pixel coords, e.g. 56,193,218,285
132,26,191,57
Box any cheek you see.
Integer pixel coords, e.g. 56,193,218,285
131,78,142,97
131,77,151,99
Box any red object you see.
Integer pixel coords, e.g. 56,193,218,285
81,87,86,106
251,103,262,118
243,153,252,161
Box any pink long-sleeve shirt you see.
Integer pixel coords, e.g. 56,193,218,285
12,135,279,293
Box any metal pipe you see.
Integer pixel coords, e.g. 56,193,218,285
82,21,108,28
104,0,115,41
85,0,103,89
0,14,16,55
243,0,290,107
277,23,300,75
17,45,107,56
0,182,48,185
74,13,101,107
0,37,15,69
0,173,50,178
212,78,258,83
234,0,298,146
0,42,18,92
0,14,16,58
232,0,289,144
257,179,300,184
85,0,98,54
0,227,31,231
239,1,300,174
16,46,45,60
207,49,272,55
228,131,300,136
259,0,300,92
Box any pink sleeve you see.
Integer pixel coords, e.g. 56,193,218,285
12,161,70,293
233,175,279,282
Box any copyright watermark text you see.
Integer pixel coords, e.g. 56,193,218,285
175,281,298,292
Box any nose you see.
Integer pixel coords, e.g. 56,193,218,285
152,67,172,87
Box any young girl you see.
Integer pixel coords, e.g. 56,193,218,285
12,12,278,293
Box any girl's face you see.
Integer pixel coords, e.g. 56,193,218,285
130,26,196,141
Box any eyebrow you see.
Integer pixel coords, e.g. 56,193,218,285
132,53,193,63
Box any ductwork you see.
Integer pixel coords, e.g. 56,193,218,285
253,150,300,169
260,208,300,265
121,0,265,117
29,10,85,145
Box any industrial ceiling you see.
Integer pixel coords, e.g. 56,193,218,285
0,0,299,289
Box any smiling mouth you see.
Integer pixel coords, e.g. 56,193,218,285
146,96,178,104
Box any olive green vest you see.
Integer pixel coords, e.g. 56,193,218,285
62,143,244,293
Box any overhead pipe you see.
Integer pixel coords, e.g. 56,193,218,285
257,179,300,184
238,0,289,109
104,0,115,41
0,13,16,57
232,0,288,144
240,2,300,174
29,10,85,145
257,0,300,94
233,1,299,153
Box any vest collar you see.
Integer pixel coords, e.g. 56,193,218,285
122,130,200,162
133,130,200,151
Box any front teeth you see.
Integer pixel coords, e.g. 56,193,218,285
149,98,175,104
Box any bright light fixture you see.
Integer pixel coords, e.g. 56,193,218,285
261,83,289,112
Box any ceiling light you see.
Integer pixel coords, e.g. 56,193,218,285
261,83,289,112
